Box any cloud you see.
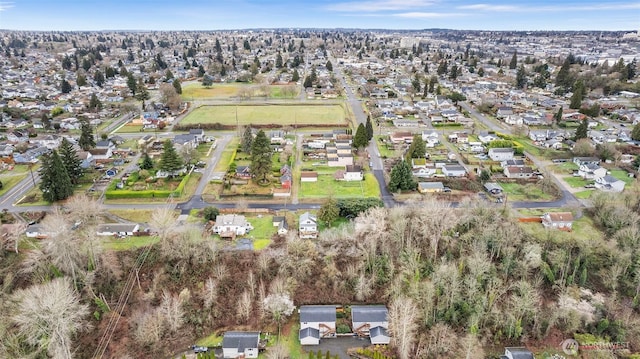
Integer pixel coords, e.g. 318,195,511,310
0,2,14,12
394,11,465,18
326,0,436,12
458,2,640,13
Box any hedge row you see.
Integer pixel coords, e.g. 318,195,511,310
173,122,346,131
105,174,190,199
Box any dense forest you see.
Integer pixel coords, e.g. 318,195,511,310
0,184,639,358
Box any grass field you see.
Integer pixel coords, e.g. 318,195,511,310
574,190,594,199
300,172,380,198
609,169,635,185
0,172,29,197
563,176,591,188
102,236,159,251
108,209,154,223
214,138,239,172
181,104,346,126
182,83,298,100
247,215,277,240
500,182,556,201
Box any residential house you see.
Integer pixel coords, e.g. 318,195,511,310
488,148,515,162
421,130,439,147
300,171,318,182
188,128,205,143
77,151,94,169
478,132,498,144
25,224,48,238
235,166,252,180
529,130,549,142
280,165,292,189
411,158,427,169
213,214,253,238
269,130,285,145
34,135,62,150
6,130,29,143
496,107,514,119
96,223,140,237
413,166,436,178
541,212,574,230
104,167,118,178
595,175,626,192
484,182,503,195
299,305,337,345
390,131,414,144
418,182,444,193
578,164,607,180
351,305,390,345
442,165,466,177
298,212,318,239
222,331,261,359
573,157,600,166
0,144,14,157
88,147,113,161
504,166,534,179
272,216,288,235
500,347,534,359
342,165,363,181
501,159,526,168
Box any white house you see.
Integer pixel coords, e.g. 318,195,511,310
595,175,626,192
488,148,515,161
442,165,466,177
504,166,534,179
351,305,390,345
213,214,253,238
222,331,260,359
299,212,318,239
478,132,498,144
578,164,607,180
541,212,574,230
300,171,318,182
96,223,140,237
299,305,337,345
342,165,363,181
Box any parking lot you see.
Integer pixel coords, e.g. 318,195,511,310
312,336,372,359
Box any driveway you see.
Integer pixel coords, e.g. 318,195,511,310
312,336,372,359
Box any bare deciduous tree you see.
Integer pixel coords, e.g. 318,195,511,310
160,290,185,333
236,289,253,322
65,194,103,224
150,207,178,242
11,277,89,358
388,295,418,359
262,293,295,338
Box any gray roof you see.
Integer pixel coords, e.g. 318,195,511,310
299,327,320,340
97,223,138,233
370,326,389,339
351,305,388,323
418,182,444,190
505,347,534,359
222,331,260,351
299,305,336,323
489,148,514,153
484,182,503,192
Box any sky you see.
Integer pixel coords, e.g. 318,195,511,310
0,0,638,32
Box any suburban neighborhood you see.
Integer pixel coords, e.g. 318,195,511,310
0,25,638,359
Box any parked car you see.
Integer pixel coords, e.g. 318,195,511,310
191,345,208,354
584,184,596,188
443,187,452,192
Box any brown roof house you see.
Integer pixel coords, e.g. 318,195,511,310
541,212,573,231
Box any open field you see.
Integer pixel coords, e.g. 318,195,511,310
500,182,556,201
609,169,635,185
300,172,380,198
182,83,299,100
563,176,591,188
108,209,154,223
181,104,347,127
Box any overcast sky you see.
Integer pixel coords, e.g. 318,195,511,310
0,0,638,31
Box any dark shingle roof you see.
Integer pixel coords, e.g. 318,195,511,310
351,305,388,323
299,327,320,340
222,331,260,351
299,305,336,322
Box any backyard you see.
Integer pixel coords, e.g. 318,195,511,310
300,172,380,199
182,83,299,100
181,104,347,127
499,182,557,201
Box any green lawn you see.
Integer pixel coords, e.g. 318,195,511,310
102,236,159,251
574,190,594,199
563,176,591,188
254,239,272,250
499,182,556,201
214,138,239,172
247,215,277,240
300,172,380,198
521,215,603,243
375,136,398,159
0,172,29,197
182,83,298,100
609,169,635,185
108,209,154,223
115,124,145,133
196,333,223,347
549,162,579,174
181,104,346,126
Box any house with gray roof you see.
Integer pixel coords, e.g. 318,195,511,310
222,331,260,358
298,212,318,239
351,305,390,344
500,347,534,359
299,305,337,345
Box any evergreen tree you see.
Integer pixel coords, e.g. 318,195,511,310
78,120,95,150
554,107,563,124
275,52,283,68
353,123,368,149
555,58,571,88
292,69,300,82
478,67,485,77
242,127,254,154
631,123,640,141
317,197,339,227
516,65,527,89
509,52,518,69
39,150,73,202
135,78,150,106
449,64,458,80
60,79,72,94
93,70,104,87
127,73,137,95
165,69,174,79
159,140,184,176
303,76,312,88
325,60,333,72
250,130,272,184
172,79,182,94
388,160,415,193
569,80,585,109
58,138,83,184
140,153,154,170
76,74,87,87
365,117,374,141
88,93,101,111
405,135,426,160
574,118,589,141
